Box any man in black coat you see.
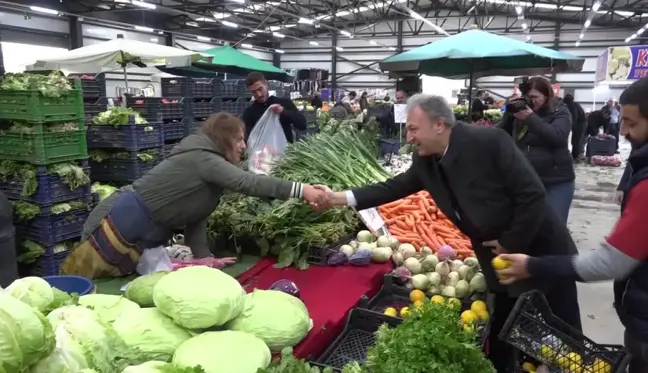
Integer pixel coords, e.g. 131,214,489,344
563,94,587,160
315,94,582,373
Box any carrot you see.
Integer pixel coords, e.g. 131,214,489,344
384,215,407,224
395,220,409,231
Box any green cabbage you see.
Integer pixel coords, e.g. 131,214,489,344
226,290,311,352
46,306,142,373
5,276,55,313
0,292,55,370
153,267,245,329
30,325,91,373
125,271,169,307
78,294,140,323
114,308,192,362
173,331,271,373
122,361,205,373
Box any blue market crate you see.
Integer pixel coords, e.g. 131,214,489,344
87,117,163,150
112,97,163,122
15,198,91,246
30,249,71,277
0,161,90,205
221,98,249,116
378,138,400,157
68,73,106,99
193,98,221,118
164,141,181,157
162,119,187,141
90,150,163,184
160,98,193,120
221,80,248,98
190,119,203,134
162,78,223,99
194,78,223,99
83,97,108,121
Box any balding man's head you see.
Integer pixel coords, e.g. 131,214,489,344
396,90,407,104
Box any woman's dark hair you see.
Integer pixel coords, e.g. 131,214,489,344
527,76,554,100
620,77,648,120
200,112,244,162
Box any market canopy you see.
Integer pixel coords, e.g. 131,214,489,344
380,29,584,79
157,46,293,83
27,37,204,72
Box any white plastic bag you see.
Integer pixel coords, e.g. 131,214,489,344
136,246,173,275
247,108,287,175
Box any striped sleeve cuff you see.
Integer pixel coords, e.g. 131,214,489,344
290,182,304,199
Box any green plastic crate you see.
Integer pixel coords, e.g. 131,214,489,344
0,129,88,165
0,81,83,122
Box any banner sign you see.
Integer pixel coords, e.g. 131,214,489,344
596,45,648,82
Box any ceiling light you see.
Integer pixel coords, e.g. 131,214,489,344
241,43,253,48
134,26,154,32
273,32,285,38
592,1,601,11
309,41,319,46
186,21,199,27
388,47,396,51
515,6,523,14
284,24,297,28
158,31,164,35
526,34,531,41
369,40,377,45
584,20,591,28
222,21,238,28
275,49,285,54
335,46,344,51
521,23,527,29
340,30,352,37
150,37,159,42
231,0,245,3
575,41,580,47
197,36,211,41
579,33,584,39
131,0,156,9
195,17,216,22
336,11,350,16
299,18,314,24
29,6,59,15
269,26,281,31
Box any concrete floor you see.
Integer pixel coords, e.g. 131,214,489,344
568,140,630,345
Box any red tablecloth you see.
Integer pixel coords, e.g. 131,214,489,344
236,258,392,359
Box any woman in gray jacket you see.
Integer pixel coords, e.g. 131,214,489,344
498,77,575,224
64,112,326,279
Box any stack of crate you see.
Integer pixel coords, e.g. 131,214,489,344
219,79,252,117
69,73,109,123
0,79,92,276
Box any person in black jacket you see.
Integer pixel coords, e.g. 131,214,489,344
314,94,582,373
379,90,407,137
0,190,17,287
498,77,575,224
563,94,587,160
496,77,648,372
242,72,306,143
586,107,612,137
309,92,323,110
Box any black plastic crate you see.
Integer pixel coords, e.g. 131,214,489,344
500,291,631,373
163,141,181,158
0,161,90,205
586,137,616,158
83,97,108,121
195,78,223,99
162,119,187,141
220,98,250,116
162,78,223,99
160,98,193,120
194,99,220,118
314,308,402,370
221,80,249,98
87,118,163,150
113,97,163,122
14,197,91,246
303,111,317,124
90,150,163,184
68,73,106,99
367,107,390,120
307,232,356,266
377,139,400,157
307,362,340,373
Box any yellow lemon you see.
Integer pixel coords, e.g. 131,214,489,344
539,344,555,361
384,307,398,317
591,358,611,373
568,352,583,365
555,354,570,368
471,300,487,313
431,295,445,304
568,362,583,373
400,307,411,317
409,289,426,303
476,309,489,322
521,362,536,372
413,300,424,310
492,256,511,270
461,310,478,325
447,298,462,310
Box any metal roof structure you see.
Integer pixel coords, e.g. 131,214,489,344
7,0,648,48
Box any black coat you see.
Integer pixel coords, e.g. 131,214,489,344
498,102,575,186
242,96,307,143
351,123,578,296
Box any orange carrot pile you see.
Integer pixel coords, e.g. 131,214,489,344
377,191,475,259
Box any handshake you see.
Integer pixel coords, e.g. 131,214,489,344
302,184,345,209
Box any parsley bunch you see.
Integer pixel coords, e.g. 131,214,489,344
364,302,494,373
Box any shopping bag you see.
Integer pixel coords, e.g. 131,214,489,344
247,108,287,175
135,246,173,275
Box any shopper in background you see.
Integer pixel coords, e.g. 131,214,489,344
497,76,575,224
242,72,306,144
606,98,621,153
563,94,587,161
586,106,612,137
379,90,408,137
309,91,323,110
495,77,648,373
62,113,328,279
359,91,369,111
342,91,357,105
471,90,487,121
0,190,16,288
314,94,582,373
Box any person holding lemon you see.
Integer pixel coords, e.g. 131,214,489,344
493,78,648,373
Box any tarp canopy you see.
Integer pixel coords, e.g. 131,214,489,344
380,29,584,79
28,38,203,72
157,46,293,82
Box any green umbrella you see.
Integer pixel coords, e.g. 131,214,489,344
380,29,584,79
158,46,293,82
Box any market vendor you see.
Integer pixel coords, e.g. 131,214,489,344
495,77,648,373
313,93,582,373
61,112,327,279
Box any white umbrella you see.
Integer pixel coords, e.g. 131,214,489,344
28,37,203,72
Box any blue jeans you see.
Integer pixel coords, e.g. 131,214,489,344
545,181,575,224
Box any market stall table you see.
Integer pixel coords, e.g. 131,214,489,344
237,258,392,359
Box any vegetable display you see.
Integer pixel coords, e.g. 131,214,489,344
0,72,72,97
92,107,148,126
0,160,90,198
